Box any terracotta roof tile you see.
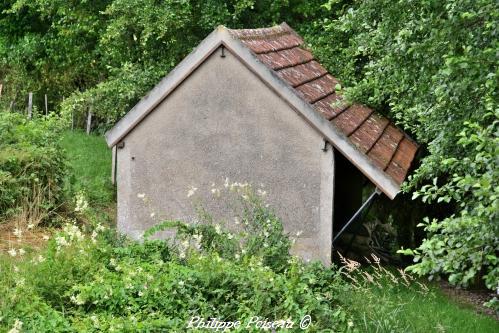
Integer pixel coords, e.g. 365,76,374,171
295,74,339,103
367,125,404,170
276,61,328,87
256,47,314,70
332,105,374,136
240,34,303,54
313,94,348,120
349,113,390,153
228,23,418,187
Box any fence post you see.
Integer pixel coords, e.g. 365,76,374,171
44,94,48,115
86,108,92,135
0,84,3,98
27,92,33,119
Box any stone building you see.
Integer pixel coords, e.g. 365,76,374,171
105,23,418,264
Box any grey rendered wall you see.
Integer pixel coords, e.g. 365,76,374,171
116,48,334,264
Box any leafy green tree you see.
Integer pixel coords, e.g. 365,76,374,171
304,0,498,291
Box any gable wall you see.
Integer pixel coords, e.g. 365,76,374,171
116,48,333,263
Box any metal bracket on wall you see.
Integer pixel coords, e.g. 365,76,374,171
220,45,226,58
117,141,125,149
322,139,328,152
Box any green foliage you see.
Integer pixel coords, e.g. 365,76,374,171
2,218,497,332
399,117,498,296
304,0,498,291
0,205,354,332
1,0,498,299
0,0,328,127
0,111,66,219
60,131,114,207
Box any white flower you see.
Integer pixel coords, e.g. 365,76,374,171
91,315,99,327
7,319,23,333
37,255,46,263
227,233,234,240
70,294,85,305
137,193,145,199
27,223,34,229
150,212,155,218
13,228,22,238
224,177,229,188
138,291,144,297
348,321,354,327
234,217,240,225
211,188,221,197
257,189,267,196
178,280,185,287
192,234,203,250
214,224,222,234
91,231,98,243
55,236,69,249
235,254,240,260
296,230,303,237
7,248,16,257
187,186,198,198
42,234,49,240
18,248,25,256
74,191,89,212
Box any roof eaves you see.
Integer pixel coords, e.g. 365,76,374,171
105,27,226,147
105,24,401,199
222,26,401,199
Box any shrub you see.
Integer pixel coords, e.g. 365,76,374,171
0,189,355,332
0,111,66,222
304,0,498,293
399,118,498,298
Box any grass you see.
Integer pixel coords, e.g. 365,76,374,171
4,130,497,332
344,280,498,332
60,130,115,207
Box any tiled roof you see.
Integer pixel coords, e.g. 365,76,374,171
228,23,418,186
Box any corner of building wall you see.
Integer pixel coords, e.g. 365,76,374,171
319,140,334,266
111,145,117,185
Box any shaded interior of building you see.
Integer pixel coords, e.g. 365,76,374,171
332,151,390,262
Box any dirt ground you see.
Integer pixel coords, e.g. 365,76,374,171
439,280,498,321
0,220,53,253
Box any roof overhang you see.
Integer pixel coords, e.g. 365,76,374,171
105,26,401,199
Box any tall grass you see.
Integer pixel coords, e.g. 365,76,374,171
338,254,498,332
60,131,114,207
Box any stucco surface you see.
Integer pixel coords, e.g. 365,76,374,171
117,48,333,263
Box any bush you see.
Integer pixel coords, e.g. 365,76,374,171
304,0,498,293
0,111,66,221
0,196,354,332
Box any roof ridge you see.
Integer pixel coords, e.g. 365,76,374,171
228,22,298,41
105,24,418,198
